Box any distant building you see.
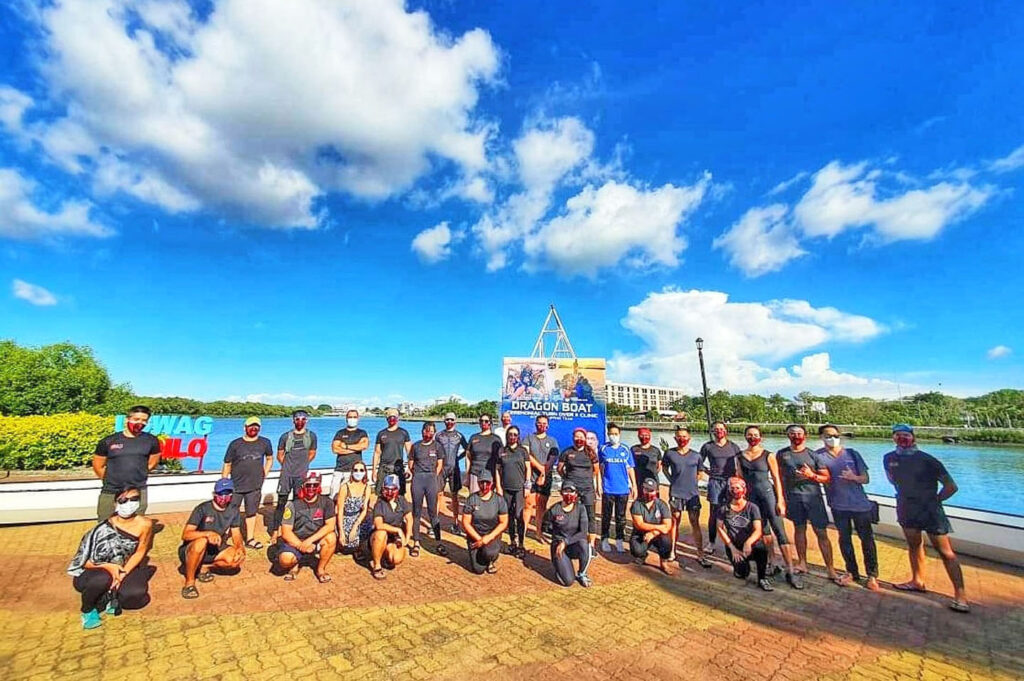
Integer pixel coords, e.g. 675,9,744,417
607,381,685,412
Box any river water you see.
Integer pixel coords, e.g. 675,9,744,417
176,416,1024,516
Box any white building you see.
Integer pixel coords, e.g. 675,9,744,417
606,381,686,412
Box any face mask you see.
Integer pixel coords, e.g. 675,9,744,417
608,434,620,446
245,426,260,438
346,417,359,428
746,436,761,446
479,482,494,495
352,470,366,481
789,433,806,446
126,422,146,436
507,435,519,446
298,485,319,501
642,490,657,502
730,486,747,501
382,487,399,501
562,492,578,505
423,433,434,443
537,422,548,434
573,438,586,449
387,416,398,426
638,432,651,445
293,419,307,430
213,494,233,507
675,436,690,447
713,429,726,440
115,499,140,518
823,436,841,448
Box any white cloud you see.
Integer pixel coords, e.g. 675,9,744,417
11,279,58,306
712,204,806,277
3,0,500,227
608,288,902,398
411,221,455,263
224,392,406,412
514,116,595,193
989,144,1024,173
767,171,808,196
987,345,1012,359
0,167,111,239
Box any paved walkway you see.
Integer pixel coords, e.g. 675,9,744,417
0,503,1021,680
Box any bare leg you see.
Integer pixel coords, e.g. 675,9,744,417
669,511,681,561
184,538,208,587
928,533,967,603
794,525,809,572
534,494,549,539
814,527,842,579
370,530,388,571
687,509,704,554
316,534,337,578
244,515,258,543
901,527,927,589
277,551,298,578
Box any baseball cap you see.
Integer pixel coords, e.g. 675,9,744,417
892,423,914,434
477,470,494,483
385,407,399,417
444,411,457,420
292,409,309,418
244,416,261,427
214,478,234,494
304,471,322,483
642,478,658,493
382,474,400,489
560,480,577,493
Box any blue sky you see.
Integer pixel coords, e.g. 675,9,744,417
1,0,1022,407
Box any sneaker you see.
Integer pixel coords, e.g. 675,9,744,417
704,545,716,556
616,539,625,553
600,539,612,553
698,555,713,569
758,578,775,592
785,572,805,590
450,523,463,537
81,609,101,630
577,574,593,588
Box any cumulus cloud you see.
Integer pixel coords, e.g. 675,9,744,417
0,167,111,239
716,160,994,277
411,221,456,263
608,288,902,398
987,345,1012,359
2,0,500,227
989,144,1024,173
11,279,58,306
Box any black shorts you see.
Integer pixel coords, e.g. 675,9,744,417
786,494,830,530
896,498,952,535
232,489,261,518
441,467,462,494
178,542,220,566
670,495,701,513
706,476,729,505
533,474,553,497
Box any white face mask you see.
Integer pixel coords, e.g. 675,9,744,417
608,433,620,446
346,418,359,428
351,470,366,482
115,499,140,518
823,436,841,448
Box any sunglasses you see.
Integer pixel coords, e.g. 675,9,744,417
117,496,141,503
480,419,491,424
444,419,455,423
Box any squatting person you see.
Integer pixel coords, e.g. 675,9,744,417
717,477,774,591
629,478,675,574
274,471,337,583
368,474,413,580
461,470,509,575
542,481,593,587
178,478,245,599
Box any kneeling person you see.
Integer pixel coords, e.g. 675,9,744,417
717,477,773,591
543,481,592,587
179,478,246,599
369,474,413,580
462,470,509,575
630,478,675,573
275,472,337,583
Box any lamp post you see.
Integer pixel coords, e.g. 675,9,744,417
696,338,713,438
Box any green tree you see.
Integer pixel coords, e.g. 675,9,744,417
0,341,113,415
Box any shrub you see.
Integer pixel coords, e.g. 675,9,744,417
0,413,112,470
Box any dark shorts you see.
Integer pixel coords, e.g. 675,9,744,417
277,475,305,497
896,498,952,535
232,489,261,518
274,537,325,561
670,495,701,513
786,494,830,530
178,542,220,566
440,466,462,494
533,474,553,497
707,476,728,505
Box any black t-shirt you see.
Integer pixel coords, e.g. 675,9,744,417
497,444,529,491
95,432,162,493
699,440,741,478
558,446,597,491
467,432,501,476
332,428,368,472
223,436,273,492
409,440,443,474
184,500,240,546
883,448,949,502
282,495,336,540
525,433,560,482
375,427,411,467
720,500,762,546
630,445,663,484
436,429,469,469
630,498,671,527
464,492,508,534
662,448,700,499
277,430,318,479
544,501,587,544
372,497,411,529
776,446,824,499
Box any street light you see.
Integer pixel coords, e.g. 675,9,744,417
696,338,713,438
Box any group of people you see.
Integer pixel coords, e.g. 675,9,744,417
67,405,971,629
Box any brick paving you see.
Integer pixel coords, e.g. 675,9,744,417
0,503,1021,681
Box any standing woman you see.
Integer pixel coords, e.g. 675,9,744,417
737,425,803,589
542,481,593,587
336,462,373,560
495,425,531,558
407,421,445,557
557,428,600,552
461,470,509,574
67,487,154,629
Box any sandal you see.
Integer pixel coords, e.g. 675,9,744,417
371,567,387,580
197,572,215,583
436,544,448,557
758,578,774,592
181,585,199,599
283,568,298,581
245,539,264,550
486,562,498,574
948,600,971,614
894,581,927,593
698,556,713,569
832,573,852,587
316,572,332,584
409,545,421,558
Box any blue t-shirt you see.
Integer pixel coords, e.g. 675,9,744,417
815,447,873,513
599,443,635,496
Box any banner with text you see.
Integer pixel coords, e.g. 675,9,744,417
501,357,606,452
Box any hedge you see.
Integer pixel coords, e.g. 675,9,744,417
0,413,111,470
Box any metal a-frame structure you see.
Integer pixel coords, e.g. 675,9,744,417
530,304,577,359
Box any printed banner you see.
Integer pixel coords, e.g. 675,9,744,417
501,357,607,451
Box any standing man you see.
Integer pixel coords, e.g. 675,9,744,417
465,413,501,494
92,405,162,521
436,412,469,535
179,478,246,599
663,426,712,568
598,422,636,553
221,416,274,549
493,411,513,445
884,424,969,613
270,410,317,539
816,424,879,591
699,421,741,556
329,409,369,499
776,424,849,585
525,415,560,540
372,408,412,497
630,427,663,489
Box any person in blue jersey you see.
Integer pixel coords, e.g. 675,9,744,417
597,422,636,553
884,424,969,613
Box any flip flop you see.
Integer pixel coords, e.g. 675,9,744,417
832,574,852,587
316,572,332,584
486,563,498,574
409,545,421,558
245,539,264,550
948,600,971,614
197,572,215,583
893,582,927,593
371,567,387,580
283,569,298,581
181,585,199,599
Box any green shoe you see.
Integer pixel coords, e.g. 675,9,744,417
81,609,102,629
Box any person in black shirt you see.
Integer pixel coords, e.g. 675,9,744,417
698,421,741,555
557,428,600,550
372,408,412,496
716,477,773,591
496,425,531,558
525,415,560,541
466,414,502,494
630,427,663,490
221,416,274,549
407,421,445,557
179,478,245,599
92,405,163,521
436,412,469,534
271,410,318,539
629,478,675,574
275,472,338,583
369,474,413,580
461,470,509,575
329,409,370,498
541,481,592,587
884,424,969,613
